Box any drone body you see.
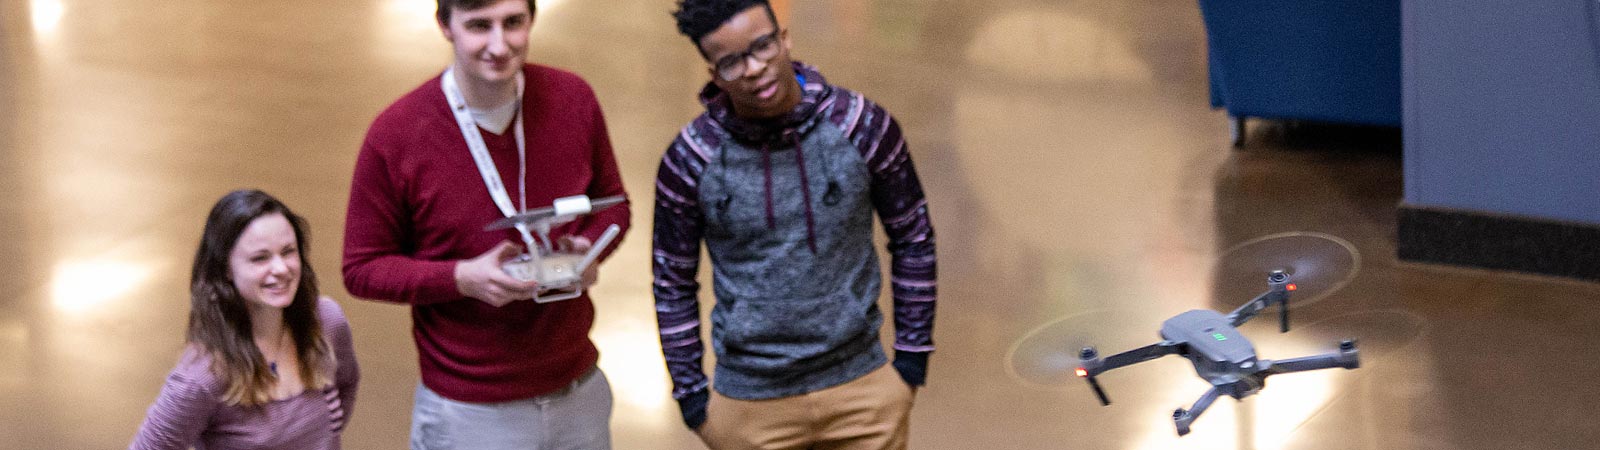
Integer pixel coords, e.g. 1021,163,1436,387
1076,271,1360,435
1162,309,1262,389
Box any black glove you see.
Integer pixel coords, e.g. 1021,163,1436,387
891,350,929,387
677,388,709,430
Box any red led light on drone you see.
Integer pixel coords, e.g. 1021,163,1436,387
1286,283,1298,291
1075,368,1088,377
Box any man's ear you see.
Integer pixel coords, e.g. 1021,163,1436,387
438,19,454,42
780,28,792,53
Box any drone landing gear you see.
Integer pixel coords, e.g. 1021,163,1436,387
1077,348,1112,405
1076,340,1187,406
1171,339,1360,436
1173,386,1223,436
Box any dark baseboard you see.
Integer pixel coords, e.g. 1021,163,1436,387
1398,204,1600,282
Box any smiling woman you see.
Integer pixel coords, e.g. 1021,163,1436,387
128,190,360,450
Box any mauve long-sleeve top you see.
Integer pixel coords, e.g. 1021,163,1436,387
129,297,359,450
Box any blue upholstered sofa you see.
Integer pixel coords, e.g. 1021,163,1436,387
1197,0,1402,146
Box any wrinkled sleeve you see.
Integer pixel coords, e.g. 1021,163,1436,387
129,371,219,450
652,132,711,399
847,98,937,355
574,87,631,261
341,131,462,305
324,299,360,431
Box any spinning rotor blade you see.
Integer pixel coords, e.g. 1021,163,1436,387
1212,232,1360,311
1004,309,1166,391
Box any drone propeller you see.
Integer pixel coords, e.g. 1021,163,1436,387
1004,309,1162,392
1212,232,1360,313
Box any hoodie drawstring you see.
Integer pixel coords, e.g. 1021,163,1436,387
761,146,776,229
791,135,819,254
758,137,820,254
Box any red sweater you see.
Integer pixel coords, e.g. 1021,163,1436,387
343,64,629,402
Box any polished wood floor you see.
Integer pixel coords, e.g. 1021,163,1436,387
4,0,1599,448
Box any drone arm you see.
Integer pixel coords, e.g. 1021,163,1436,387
1076,341,1184,406
1087,341,1186,376
1173,386,1224,436
1264,340,1361,376
1227,271,1293,331
1226,290,1275,327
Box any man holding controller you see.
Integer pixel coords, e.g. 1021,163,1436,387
342,0,630,448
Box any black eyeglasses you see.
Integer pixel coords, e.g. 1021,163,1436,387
712,30,782,81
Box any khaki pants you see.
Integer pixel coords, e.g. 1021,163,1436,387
698,364,915,450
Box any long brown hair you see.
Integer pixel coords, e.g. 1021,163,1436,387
188,189,333,406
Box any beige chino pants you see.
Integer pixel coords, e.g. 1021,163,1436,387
697,364,915,450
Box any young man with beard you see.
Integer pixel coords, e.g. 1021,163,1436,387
342,0,629,448
653,1,938,448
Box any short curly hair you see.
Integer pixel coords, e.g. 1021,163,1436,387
671,0,777,56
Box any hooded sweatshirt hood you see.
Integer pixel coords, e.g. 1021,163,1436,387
696,62,831,252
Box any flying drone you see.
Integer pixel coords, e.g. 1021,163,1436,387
486,194,624,303
1075,270,1360,436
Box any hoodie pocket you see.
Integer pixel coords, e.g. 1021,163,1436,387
716,295,877,376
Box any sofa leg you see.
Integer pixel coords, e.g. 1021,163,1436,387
1230,116,1247,148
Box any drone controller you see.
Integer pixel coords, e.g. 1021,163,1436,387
501,254,582,289
488,194,626,303
501,226,620,302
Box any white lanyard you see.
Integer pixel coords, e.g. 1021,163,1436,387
441,66,538,249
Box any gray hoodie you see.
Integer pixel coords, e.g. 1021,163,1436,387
653,63,937,401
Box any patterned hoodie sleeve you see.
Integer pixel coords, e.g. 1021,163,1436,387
652,128,712,399
838,93,938,356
